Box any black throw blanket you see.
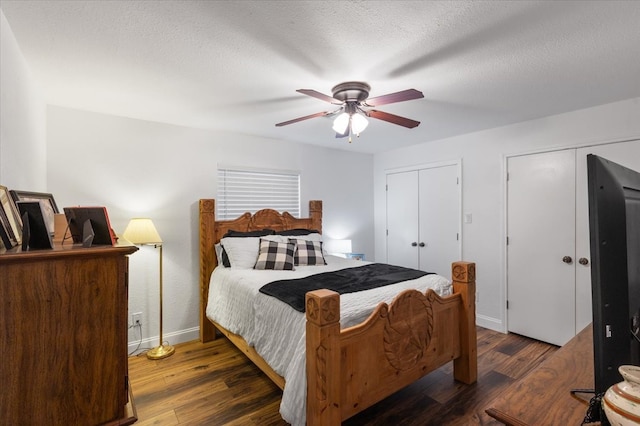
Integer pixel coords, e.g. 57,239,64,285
259,263,433,312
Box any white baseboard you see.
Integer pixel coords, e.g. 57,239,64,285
128,326,200,355
477,314,504,333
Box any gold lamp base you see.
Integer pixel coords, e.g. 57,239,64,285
146,344,175,360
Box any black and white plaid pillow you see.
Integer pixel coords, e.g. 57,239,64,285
289,239,326,266
254,239,296,270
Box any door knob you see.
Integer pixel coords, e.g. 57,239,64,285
419,242,425,247
411,242,417,247
562,256,573,264
579,257,589,265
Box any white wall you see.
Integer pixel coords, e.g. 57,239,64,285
0,10,46,189
5,6,639,346
46,106,374,349
374,97,640,332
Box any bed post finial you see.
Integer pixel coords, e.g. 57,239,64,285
306,289,341,426
309,200,322,234
452,261,477,384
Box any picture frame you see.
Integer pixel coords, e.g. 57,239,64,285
0,185,22,245
17,201,54,250
0,204,18,249
64,206,117,246
10,190,59,234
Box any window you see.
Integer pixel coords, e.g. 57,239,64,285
217,167,300,220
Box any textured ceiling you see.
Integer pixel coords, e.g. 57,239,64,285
2,0,640,153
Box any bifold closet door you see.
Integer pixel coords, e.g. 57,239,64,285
387,170,420,269
418,166,460,276
507,139,640,346
386,165,459,275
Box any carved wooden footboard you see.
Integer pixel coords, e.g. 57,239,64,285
306,262,476,425
198,199,477,425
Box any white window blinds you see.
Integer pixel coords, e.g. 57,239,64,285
217,168,300,220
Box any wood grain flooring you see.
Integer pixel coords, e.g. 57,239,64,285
128,327,557,425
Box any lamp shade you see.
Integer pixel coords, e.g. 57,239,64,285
351,113,368,134
324,239,352,254
332,112,350,134
122,218,162,244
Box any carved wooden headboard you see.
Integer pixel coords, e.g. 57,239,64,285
198,199,322,341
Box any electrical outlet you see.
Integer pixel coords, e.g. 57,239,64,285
132,312,142,327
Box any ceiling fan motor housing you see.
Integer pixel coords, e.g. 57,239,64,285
331,81,371,102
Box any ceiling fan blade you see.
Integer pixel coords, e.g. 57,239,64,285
367,110,421,129
364,89,424,107
275,111,331,127
297,89,341,104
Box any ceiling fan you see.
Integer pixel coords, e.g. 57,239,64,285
275,81,424,142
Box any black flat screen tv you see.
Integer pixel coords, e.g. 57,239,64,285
587,154,640,395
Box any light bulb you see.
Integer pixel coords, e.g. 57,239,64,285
332,112,350,134
351,113,368,134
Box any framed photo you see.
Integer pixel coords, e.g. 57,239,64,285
10,190,59,234
17,201,54,250
0,204,18,249
0,185,22,245
64,206,116,246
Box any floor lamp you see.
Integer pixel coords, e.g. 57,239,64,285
123,218,175,360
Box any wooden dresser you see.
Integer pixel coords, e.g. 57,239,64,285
0,243,138,425
485,325,597,425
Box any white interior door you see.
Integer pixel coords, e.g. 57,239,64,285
418,166,460,276
386,171,419,269
507,150,577,346
574,140,640,332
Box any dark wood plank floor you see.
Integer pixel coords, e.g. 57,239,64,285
128,327,557,425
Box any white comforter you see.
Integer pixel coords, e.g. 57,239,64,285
206,256,452,425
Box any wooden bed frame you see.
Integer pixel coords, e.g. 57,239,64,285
199,199,477,425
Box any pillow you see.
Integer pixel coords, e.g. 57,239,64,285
221,249,231,267
261,234,288,243
276,228,320,236
254,239,296,270
292,232,322,243
219,229,277,267
223,229,275,238
214,243,224,265
220,237,261,269
289,238,326,266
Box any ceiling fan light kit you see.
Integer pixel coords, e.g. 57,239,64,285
276,81,424,143
332,112,350,134
332,101,369,137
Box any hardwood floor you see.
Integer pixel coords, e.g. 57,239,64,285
128,327,557,425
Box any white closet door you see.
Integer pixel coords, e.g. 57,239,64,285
507,150,576,346
418,166,460,276
574,140,640,332
386,171,419,269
